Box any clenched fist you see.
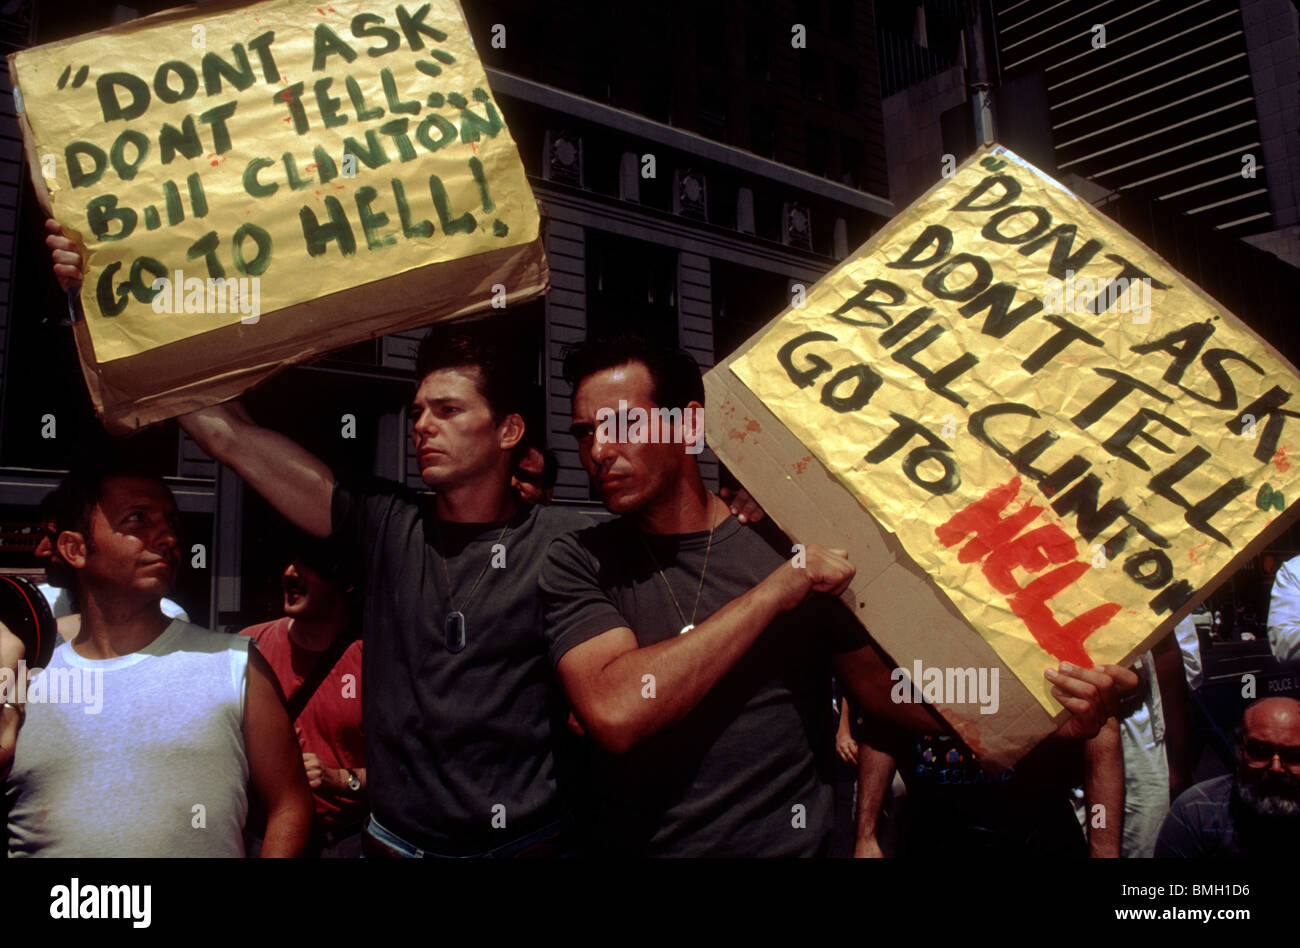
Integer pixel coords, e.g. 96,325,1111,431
763,544,855,614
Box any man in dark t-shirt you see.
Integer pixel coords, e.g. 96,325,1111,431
180,319,588,857
542,336,1132,856
544,510,867,855
334,477,585,854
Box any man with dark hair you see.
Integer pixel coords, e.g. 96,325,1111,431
3,460,312,856
1156,696,1300,856
541,335,1134,856
176,317,591,858
35,482,189,630
43,231,593,856
241,534,367,857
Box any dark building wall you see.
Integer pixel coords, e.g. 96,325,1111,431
462,0,891,197
0,0,894,629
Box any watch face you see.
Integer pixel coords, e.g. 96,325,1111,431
347,772,361,791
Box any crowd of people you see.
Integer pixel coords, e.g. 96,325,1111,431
0,227,1297,859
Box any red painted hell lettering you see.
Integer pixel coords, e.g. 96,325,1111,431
935,477,1119,667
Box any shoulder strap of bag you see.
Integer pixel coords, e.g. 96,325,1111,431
285,630,358,722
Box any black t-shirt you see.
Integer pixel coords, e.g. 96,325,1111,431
540,514,870,856
332,479,589,854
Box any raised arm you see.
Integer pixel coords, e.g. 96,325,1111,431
43,219,335,538
180,403,334,538
554,545,854,754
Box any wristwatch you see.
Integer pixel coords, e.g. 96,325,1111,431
344,769,361,792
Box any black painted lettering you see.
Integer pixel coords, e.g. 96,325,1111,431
1021,314,1104,374
1017,223,1103,279
828,279,907,328
981,205,1051,245
1071,368,1171,431
885,224,952,271
890,325,979,407
1101,408,1190,472
958,282,1043,338
777,331,837,388
950,174,1021,213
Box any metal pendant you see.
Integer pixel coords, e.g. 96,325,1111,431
445,610,467,653
679,624,694,635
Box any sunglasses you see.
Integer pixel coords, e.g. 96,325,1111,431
1242,737,1300,769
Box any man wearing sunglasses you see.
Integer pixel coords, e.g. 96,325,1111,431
1156,696,1300,856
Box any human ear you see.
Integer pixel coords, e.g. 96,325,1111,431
56,530,89,570
499,412,525,452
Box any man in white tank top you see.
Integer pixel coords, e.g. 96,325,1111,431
1,463,312,857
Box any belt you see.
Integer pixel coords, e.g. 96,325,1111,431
363,813,572,859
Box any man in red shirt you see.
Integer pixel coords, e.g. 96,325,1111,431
242,537,365,857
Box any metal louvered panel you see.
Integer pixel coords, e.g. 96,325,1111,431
994,0,1274,235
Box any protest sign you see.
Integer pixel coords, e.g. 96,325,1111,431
707,145,1300,768
9,0,546,431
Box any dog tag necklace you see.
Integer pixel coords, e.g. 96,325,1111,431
639,505,717,636
436,520,509,653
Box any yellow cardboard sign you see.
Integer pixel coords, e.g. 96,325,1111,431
733,145,1300,711
11,0,537,362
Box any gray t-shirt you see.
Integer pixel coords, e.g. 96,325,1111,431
5,620,250,857
540,515,870,856
332,480,590,854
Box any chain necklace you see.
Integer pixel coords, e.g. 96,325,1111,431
639,499,720,636
433,519,510,653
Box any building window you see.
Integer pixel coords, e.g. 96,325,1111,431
806,123,831,177
835,61,859,112
585,233,678,349
801,54,826,103
750,106,775,158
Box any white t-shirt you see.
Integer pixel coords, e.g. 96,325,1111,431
1267,557,1300,664
4,620,250,857
37,583,189,623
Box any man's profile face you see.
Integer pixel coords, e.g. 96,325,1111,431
281,559,340,620
512,446,547,506
72,475,181,598
1237,699,1300,818
571,361,686,516
410,366,518,492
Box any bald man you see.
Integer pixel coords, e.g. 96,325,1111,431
1156,697,1300,856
